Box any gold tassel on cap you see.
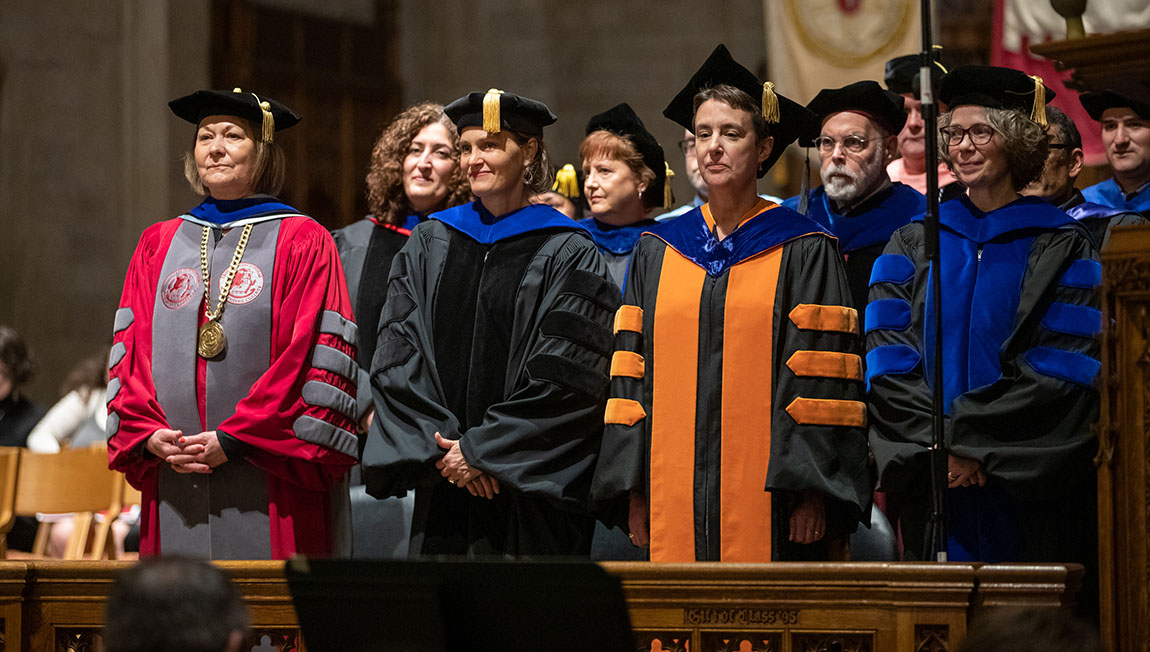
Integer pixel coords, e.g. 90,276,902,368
553,164,579,199
1029,75,1047,128
663,163,675,210
249,93,275,143
483,89,504,134
761,81,780,124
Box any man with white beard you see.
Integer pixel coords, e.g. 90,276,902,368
784,81,925,311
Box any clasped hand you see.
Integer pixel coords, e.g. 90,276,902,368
146,428,228,474
434,432,500,499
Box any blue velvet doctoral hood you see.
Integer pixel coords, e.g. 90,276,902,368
783,182,925,253
653,203,830,277
1066,200,1132,223
913,195,1076,412
185,195,301,227
578,217,660,255
431,201,585,245
1081,178,1150,213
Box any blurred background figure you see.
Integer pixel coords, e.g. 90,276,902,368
103,558,251,652
658,129,708,220
883,53,959,197
27,347,110,453
0,325,43,552
332,102,469,559
530,163,582,220
1079,90,1150,214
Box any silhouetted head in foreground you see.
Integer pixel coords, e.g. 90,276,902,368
956,607,1099,652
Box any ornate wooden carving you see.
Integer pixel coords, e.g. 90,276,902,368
1097,226,1150,652
790,632,873,652
56,629,102,652
249,630,302,652
699,631,782,652
634,630,692,652
914,624,948,652
1029,29,1150,100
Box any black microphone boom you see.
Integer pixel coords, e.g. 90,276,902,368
918,0,948,562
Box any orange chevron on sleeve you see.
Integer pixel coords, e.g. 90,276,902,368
785,397,867,427
610,351,645,379
605,398,647,426
613,305,643,334
788,303,859,335
785,350,863,381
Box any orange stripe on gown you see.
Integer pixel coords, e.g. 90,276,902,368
719,246,783,562
649,249,706,562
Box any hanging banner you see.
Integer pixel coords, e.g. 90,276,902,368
765,0,922,105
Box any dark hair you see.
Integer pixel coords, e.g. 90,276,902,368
938,106,1050,191
955,608,1099,652
1046,105,1083,152
692,84,772,143
60,347,110,401
0,325,36,388
365,102,470,226
104,559,251,652
182,118,286,197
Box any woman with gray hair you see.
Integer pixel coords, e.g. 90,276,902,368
866,66,1101,574
361,90,617,557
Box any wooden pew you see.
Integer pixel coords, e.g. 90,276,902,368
0,560,1081,652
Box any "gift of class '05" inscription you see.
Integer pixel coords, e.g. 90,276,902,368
683,608,801,626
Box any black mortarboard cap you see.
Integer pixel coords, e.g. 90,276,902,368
884,50,948,96
805,81,908,142
663,44,818,177
586,103,671,208
169,88,301,143
1079,89,1150,121
938,65,1056,127
444,89,557,140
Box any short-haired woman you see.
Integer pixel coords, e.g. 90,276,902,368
578,103,672,287
362,90,618,557
866,66,1100,570
592,45,872,562
108,89,359,559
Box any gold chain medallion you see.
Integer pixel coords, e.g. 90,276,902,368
197,223,254,359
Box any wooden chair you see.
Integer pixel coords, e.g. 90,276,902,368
0,446,125,559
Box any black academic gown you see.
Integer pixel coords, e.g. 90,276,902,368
592,200,872,562
866,196,1100,568
362,201,619,558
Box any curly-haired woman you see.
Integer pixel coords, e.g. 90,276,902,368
866,66,1101,575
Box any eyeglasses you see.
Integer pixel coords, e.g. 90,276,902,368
678,139,696,155
812,135,873,153
940,124,996,146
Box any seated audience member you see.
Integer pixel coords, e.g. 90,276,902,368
592,45,871,562
883,53,959,196
0,325,43,551
1079,89,1150,213
103,558,251,652
658,129,708,220
1022,105,1147,249
956,608,1099,652
867,67,1099,582
783,80,925,312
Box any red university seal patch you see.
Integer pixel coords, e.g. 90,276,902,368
221,262,264,305
161,268,199,310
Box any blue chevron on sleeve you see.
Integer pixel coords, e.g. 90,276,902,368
1041,303,1102,338
869,253,916,286
1058,259,1102,290
1023,346,1101,388
865,344,922,391
865,298,913,333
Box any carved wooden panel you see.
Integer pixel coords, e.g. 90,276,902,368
56,628,102,652
699,631,783,652
249,629,302,652
914,624,948,652
634,629,691,652
790,632,873,652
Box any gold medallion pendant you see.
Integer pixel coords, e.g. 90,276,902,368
197,319,227,359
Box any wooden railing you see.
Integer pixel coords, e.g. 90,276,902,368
0,560,1083,652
